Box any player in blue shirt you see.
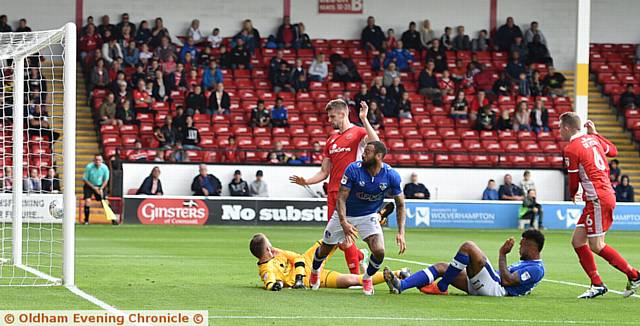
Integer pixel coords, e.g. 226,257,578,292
309,141,407,296
384,229,545,297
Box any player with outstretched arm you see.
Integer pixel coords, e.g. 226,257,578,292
290,99,380,275
560,112,640,299
384,229,545,297
309,141,406,295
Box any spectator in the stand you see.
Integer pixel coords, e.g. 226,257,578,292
482,179,499,200
28,104,60,141
165,62,186,92
151,70,169,102
207,28,223,48
230,38,251,69
97,15,115,38
492,72,512,96
118,24,134,49
530,99,550,133
383,62,401,87
249,170,269,197
418,61,441,99
524,21,546,45
135,20,152,45
229,170,250,197
527,35,553,65
127,140,149,161
132,79,152,112
361,16,385,51
181,116,200,149
268,50,286,82
23,168,42,192
378,87,398,118
420,19,435,48
271,97,289,127
123,41,140,67
514,101,531,131
273,62,293,93
473,68,494,94
292,72,309,93
438,70,456,96
116,13,135,37
475,105,496,131
276,16,298,49
440,26,453,50
198,46,213,66
208,82,230,115
42,168,61,193
220,136,238,163
450,59,467,83
619,84,638,110
297,22,312,49
1,167,12,193
186,85,207,114
425,39,447,72
155,36,177,62
517,72,531,97
506,51,525,79
80,24,101,60
452,25,471,51
367,101,383,129
173,106,188,134
530,70,543,97
610,159,621,184
81,16,94,36
521,189,543,229
510,36,528,62
187,19,204,43
202,60,223,90
158,116,177,149
616,175,635,202
309,53,328,82
387,76,406,101
355,83,370,105
251,100,271,127
169,142,188,162
403,173,430,199
497,109,514,130
180,37,199,63
398,92,412,119
386,41,414,72
401,21,422,50
161,54,176,74
520,170,536,193
472,29,490,52
15,18,31,32
89,58,110,92
499,174,524,201
191,164,222,196
289,58,306,84
385,28,397,49
470,90,490,114
495,17,523,52
310,142,324,164
543,66,566,96
99,93,120,126
268,141,288,163
331,55,359,83
369,76,384,98
150,17,171,48
136,166,163,196
82,154,110,224
0,15,10,33
450,90,469,120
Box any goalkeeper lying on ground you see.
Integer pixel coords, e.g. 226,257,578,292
250,233,408,290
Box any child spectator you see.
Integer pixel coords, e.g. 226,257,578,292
181,116,200,149
517,72,531,97
398,92,412,119
482,179,499,200
207,28,223,48
229,170,250,197
610,159,621,185
497,109,514,130
385,41,414,71
308,53,328,81
450,90,469,120
616,175,635,202
520,170,536,194
385,28,397,49
271,97,288,127
514,101,531,131
249,170,269,197
521,189,543,229
251,100,271,127
438,70,456,96
530,99,550,133
310,142,323,164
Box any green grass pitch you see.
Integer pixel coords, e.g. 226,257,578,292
2,225,640,325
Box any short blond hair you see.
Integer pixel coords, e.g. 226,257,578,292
559,112,581,130
325,99,348,112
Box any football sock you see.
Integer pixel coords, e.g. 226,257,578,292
343,242,362,274
598,245,639,280
575,245,603,285
400,266,439,291
84,206,90,223
438,252,469,292
311,247,325,273
363,254,383,280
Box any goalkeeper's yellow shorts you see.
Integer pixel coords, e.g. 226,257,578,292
302,240,340,288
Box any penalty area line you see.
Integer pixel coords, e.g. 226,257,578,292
385,257,640,299
65,286,153,326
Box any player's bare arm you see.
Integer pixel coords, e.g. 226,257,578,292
359,101,380,142
337,185,357,243
289,158,331,186
498,237,520,287
394,194,407,254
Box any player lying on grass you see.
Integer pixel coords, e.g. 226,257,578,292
384,229,545,297
249,233,409,291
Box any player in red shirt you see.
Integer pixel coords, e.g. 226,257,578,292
290,99,380,274
560,112,639,299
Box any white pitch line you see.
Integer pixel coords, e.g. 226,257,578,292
207,315,635,324
385,257,640,299
65,286,153,326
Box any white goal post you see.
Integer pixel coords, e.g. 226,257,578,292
0,23,75,286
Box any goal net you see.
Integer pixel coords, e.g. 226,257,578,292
0,23,76,286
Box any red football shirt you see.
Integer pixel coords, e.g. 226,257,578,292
564,133,617,201
323,125,368,193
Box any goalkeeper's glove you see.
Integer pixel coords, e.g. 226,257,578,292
292,274,306,289
271,281,283,291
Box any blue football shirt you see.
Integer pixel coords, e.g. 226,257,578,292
340,161,402,217
503,260,545,296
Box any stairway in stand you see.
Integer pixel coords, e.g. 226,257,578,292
565,72,640,199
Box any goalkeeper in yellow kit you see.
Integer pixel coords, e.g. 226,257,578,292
249,233,408,291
